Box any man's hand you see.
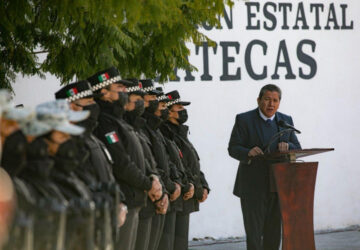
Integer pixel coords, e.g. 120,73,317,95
198,189,208,203
148,176,162,202
117,203,127,227
183,183,194,201
170,183,181,202
278,142,289,152
155,194,169,214
248,146,264,157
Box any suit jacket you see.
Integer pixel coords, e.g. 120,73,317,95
228,108,301,198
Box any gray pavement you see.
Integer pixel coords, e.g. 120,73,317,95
189,230,360,250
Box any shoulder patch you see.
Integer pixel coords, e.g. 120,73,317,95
105,131,119,144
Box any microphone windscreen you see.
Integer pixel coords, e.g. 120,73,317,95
278,120,286,127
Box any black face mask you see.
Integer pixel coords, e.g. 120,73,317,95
113,92,128,117
77,103,100,133
177,109,188,124
1,130,27,176
126,99,145,119
54,139,80,173
146,100,159,114
27,137,54,179
160,109,170,121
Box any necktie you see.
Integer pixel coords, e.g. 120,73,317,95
266,119,272,125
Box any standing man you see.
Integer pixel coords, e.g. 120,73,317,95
228,84,301,250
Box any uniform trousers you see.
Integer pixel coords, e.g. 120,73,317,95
157,211,176,250
134,216,153,250
148,214,165,250
173,212,190,250
240,193,281,250
117,206,141,250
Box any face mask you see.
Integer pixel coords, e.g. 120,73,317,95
127,99,145,119
145,100,159,114
160,109,169,121
54,139,80,173
177,109,188,124
27,137,54,179
1,130,27,176
113,92,128,117
77,103,100,132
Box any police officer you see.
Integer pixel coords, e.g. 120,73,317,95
87,67,162,250
163,90,210,250
0,92,37,250
37,101,96,250
19,109,68,250
55,80,127,249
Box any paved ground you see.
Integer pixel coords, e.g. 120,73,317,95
189,230,360,250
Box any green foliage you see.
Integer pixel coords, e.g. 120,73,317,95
0,0,233,89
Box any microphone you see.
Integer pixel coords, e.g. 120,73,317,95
278,120,301,134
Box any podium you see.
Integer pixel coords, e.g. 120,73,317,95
264,148,334,250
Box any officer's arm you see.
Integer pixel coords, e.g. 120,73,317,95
154,147,177,194
97,127,152,191
228,115,251,161
167,161,181,192
199,171,210,193
188,148,205,200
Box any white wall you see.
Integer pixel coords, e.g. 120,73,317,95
12,0,360,239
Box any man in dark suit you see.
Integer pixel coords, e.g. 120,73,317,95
228,84,301,250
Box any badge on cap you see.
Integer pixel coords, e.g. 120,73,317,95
66,88,78,97
168,95,173,100
105,131,119,144
98,73,110,83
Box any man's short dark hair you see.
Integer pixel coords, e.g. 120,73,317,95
258,84,282,100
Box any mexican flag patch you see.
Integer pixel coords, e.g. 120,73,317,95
98,73,110,83
105,131,119,144
66,88,78,97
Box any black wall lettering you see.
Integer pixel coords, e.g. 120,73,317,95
246,2,260,30
310,4,324,30
220,41,241,81
325,3,340,30
340,4,354,29
263,2,277,31
297,39,317,79
245,40,268,80
278,3,292,30
294,2,310,30
271,40,296,80
223,7,233,29
195,42,218,81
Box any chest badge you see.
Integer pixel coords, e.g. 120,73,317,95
105,131,119,144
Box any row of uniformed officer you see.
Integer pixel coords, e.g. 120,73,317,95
1,65,209,250
86,66,210,250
